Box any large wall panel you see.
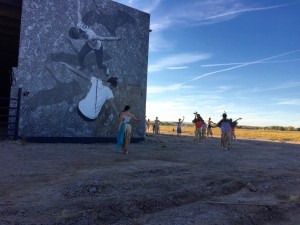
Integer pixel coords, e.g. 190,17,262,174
11,0,150,142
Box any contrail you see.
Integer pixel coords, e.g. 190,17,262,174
192,4,290,22
191,49,300,81
201,58,300,67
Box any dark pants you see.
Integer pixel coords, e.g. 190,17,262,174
78,43,107,71
77,107,96,122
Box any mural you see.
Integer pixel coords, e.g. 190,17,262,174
11,0,150,141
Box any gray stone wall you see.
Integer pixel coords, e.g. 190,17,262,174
12,0,149,141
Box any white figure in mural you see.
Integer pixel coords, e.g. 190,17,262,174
68,0,121,74
78,76,118,121
60,62,119,124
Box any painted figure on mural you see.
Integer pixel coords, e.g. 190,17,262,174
59,62,119,124
68,0,121,75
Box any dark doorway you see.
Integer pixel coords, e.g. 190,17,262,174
0,0,22,131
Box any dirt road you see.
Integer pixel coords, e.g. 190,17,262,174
1,133,300,224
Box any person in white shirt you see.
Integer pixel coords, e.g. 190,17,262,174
78,76,118,121
59,62,119,124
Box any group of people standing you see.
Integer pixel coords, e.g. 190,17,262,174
115,108,240,154
191,112,240,150
145,117,161,135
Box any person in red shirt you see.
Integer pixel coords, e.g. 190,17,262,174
192,113,203,144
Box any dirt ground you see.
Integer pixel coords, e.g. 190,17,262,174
1,132,300,225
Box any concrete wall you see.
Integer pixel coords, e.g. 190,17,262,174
11,0,150,142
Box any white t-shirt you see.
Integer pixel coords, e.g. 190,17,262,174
78,77,113,120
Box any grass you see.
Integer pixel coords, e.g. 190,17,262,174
157,125,300,143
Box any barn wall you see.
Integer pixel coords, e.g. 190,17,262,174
10,0,150,142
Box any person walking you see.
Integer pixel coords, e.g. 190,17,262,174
206,118,215,137
229,117,242,142
217,113,232,150
154,117,160,135
116,105,140,154
201,121,207,140
176,116,185,136
192,113,203,144
146,118,151,135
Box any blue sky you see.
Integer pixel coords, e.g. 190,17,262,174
113,0,300,127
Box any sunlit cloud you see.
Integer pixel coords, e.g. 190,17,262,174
252,82,300,92
277,99,300,106
149,33,174,52
147,83,191,94
216,86,233,92
113,0,161,13
151,1,292,31
150,19,172,32
146,98,195,121
114,1,291,31
149,53,211,72
147,82,233,96
166,66,188,70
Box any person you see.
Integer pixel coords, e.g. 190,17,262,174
77,76,119,121
154,117,160,135
69,0,121,74
217,113,232,150
192,113,203,144
176,116,185,136
59,62,119,123
230,118,242,142
146,118,151,134
206,118,215,137
201,121,207,140
116,105,140,154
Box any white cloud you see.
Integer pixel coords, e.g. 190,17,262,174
114,0,291,29
149,53,211,72
147,83,190,94
146,99,196,122
147,1,291,31
277,99,300,106
150,18,172,33
149,33,174,52
166,66,188,70
113,0,161,13
252,82,300,92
